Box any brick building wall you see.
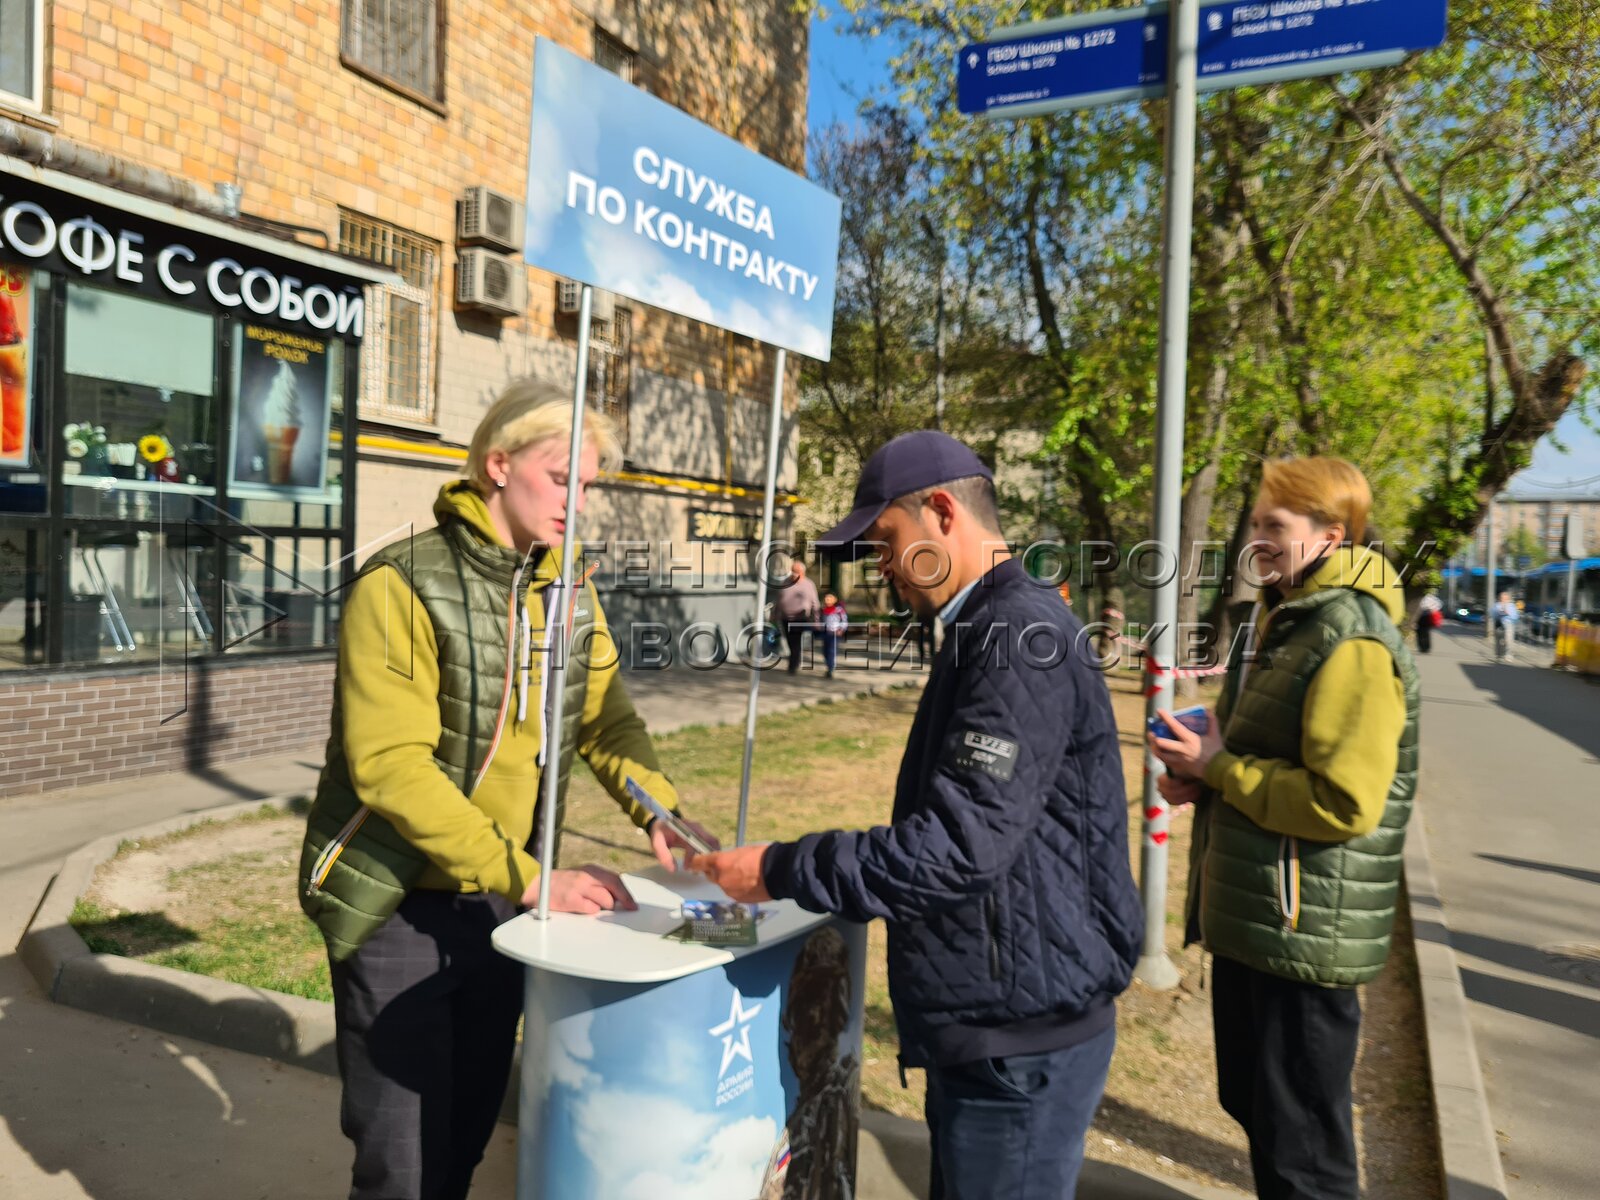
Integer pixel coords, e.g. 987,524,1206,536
1,0,814,798
36,0,807,463
0,656,333,797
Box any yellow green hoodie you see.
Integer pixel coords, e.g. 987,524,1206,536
334,483,678,901
1203,546,1408,841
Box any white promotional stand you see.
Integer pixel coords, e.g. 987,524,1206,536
505,37,853,1200
492,867,867,1200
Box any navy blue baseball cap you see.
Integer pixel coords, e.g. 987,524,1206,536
815,431,993,559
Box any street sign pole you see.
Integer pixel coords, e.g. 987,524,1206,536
1564,515,1579,613
1135,0,1199,992
1485,498,1498,651
957,0,1451,992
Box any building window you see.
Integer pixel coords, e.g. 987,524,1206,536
0,0,44,109
588,307,632,456
341,0,443,104
593,27,636,82
339,213,439,425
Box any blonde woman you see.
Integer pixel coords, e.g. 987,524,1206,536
1150,457,1419,1200
300,379,714,1200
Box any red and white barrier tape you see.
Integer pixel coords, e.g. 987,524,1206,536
1111,634,1231,694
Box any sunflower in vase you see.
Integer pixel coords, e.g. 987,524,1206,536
138,433,180,483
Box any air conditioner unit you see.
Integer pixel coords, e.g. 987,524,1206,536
456,186,525,253
456,248,527,317
556,279,616,325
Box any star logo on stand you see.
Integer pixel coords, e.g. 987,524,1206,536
708,991,763,1079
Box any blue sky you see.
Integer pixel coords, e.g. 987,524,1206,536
807,10,899,133
805,14,1600,496
1514,411,1600,495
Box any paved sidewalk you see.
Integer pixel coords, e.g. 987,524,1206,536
1,655,1229,1198
1414,628,1600,1198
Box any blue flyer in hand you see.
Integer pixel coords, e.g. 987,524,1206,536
625,776,714,854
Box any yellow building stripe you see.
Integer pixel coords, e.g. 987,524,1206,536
351,434,805,505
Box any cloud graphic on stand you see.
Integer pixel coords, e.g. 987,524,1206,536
571,1089,774,1200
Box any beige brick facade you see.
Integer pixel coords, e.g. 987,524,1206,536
23,0,808,534
0,0,814,798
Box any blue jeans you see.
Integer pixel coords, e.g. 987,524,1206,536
821,631,839,672
925,1024,1116,1199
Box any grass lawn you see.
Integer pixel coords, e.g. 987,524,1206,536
76,676,1440,1196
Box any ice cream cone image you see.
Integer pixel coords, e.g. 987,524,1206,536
264,424,301,483
259,360,302,485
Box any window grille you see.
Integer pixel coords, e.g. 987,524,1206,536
593,27,636,82
588,308,632,454
339,212,440,424
342,0,441,102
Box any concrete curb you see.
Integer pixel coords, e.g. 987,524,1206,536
1404,797,1511,1200
18,794,339,1076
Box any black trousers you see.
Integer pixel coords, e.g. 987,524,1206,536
1212,955,1362,1200
330,890,523,1200
1416,620,1433,653
785,623,809,672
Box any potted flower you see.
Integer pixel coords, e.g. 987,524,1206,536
63,423,110,474
138,433,180,483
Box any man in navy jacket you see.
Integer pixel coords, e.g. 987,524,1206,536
692,431,1142,1199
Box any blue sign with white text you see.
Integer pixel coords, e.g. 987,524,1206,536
525,39,842,360
958,0,1449,118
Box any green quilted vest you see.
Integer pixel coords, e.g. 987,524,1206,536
1186,584,1421,987
300,515,595,961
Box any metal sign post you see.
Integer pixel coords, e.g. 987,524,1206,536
1563,515,1580,613
1134,0,1199,992
736,347,788,847
958,0,1451,987
535,284,596,921
1485,498,1498,652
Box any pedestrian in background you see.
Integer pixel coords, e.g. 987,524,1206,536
1150,456,1419,1200
1492,590,1520,660
820,591,848,678
692,431,1143,1200
776,559,821,674
1416,592,1443,654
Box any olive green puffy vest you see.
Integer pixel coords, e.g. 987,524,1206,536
299,518,594,961
1186,586,1421,987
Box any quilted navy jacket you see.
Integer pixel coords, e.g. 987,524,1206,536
762,558,1143,1068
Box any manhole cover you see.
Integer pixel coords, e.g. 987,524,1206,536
1542,944,1600,987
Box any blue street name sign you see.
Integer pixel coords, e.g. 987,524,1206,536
958,0,1448,118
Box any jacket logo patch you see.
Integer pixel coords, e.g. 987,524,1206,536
944,730,1018,781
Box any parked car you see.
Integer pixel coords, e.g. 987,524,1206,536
1453,603,1486,625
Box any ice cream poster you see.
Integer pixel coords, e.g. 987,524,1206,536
229,323,331,495
0,263,33,470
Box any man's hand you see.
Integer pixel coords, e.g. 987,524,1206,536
1148,707,1224,780
648,815,722,872
521,865,636,915
686,844,773,903
1156,771,1203,812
